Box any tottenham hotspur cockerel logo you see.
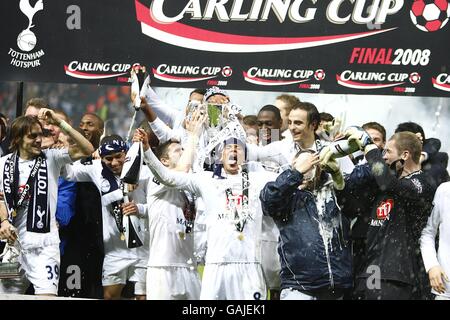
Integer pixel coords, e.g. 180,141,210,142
17,0,44,52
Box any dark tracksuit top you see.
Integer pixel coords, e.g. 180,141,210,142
343,149,437,298
260,169,352,294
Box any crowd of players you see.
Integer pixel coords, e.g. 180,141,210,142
0,82,449,300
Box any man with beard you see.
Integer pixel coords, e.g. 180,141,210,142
344,130,437,299
260,150,352,300
0,110,94,296
247,101,327,172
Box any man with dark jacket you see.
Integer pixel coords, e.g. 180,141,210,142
58,113,105,298
260,150,352,300
348,122,386,297
344,130,437,299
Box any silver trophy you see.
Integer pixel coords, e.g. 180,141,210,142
0,227,21,279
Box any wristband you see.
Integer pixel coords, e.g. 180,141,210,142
0,218,9,225
59,120,71,134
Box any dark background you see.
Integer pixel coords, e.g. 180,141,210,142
0,0,449,97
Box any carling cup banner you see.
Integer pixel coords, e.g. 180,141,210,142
0,0,449,97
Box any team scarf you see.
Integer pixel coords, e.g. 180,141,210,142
98,139,128,236
181,191,196,234
223,164,250,233
100,162,125,236
2,152,50,233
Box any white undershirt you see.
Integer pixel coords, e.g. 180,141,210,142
421,182,450,298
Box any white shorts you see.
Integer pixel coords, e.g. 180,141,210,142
193,217,207,265
0,245,60,295
280,288,344,300
200,263,267,300
146,266,201,300
261,240,281,290
280,288,315,300
102,255,147,295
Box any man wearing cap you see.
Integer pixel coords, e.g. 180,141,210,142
63,134,150,300
134,128,277,300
